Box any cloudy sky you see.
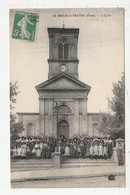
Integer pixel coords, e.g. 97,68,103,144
10,8,124,113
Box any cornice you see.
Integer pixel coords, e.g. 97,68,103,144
48,59,79,63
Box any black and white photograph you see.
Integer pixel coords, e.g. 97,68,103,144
10,8,125,188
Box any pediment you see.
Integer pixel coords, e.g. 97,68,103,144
36,73,91,93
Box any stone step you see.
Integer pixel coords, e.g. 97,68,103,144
11,166,53,172
11,162,53,165
61,160,115,164
11,159,53,162
61,163,115,168
11,158,116,172
11,162,115,172
11,164,53,168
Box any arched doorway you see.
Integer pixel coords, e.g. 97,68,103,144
57,120,69,138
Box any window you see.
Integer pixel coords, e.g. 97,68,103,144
93,123,100,137
27,123,35,137
58,40,68,59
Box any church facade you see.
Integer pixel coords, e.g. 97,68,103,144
17,27,101,138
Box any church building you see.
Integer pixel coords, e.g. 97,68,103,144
17,27,101,138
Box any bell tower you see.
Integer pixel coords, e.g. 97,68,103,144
47,27,79,79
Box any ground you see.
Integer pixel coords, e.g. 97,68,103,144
11,175,125,188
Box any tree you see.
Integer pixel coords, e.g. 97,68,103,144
98,112,114,136
99,74,125,139
108,73,125,128
10,81,24,147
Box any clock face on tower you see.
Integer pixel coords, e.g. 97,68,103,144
60,64,68,72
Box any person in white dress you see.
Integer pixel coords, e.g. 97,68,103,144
98,141,103,158
21,142,27,158
64,143,70,158
93,141,99,159
17,143,22,158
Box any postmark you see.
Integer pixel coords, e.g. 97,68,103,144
12,11,38,41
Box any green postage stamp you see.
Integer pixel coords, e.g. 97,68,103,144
12,11,38,41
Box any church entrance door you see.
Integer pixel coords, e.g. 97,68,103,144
57,120,69,138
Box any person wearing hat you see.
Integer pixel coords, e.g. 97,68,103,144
26,143,31,159
16,136,22,144
116,142,123,166
13,142,18,158
64,141,70,159
51,138,56,154
21,142,27,158
69,140,74,158
25,137,29,144
89,139,94,159
17,142,22,159
57,140,62,153
80,140,86,159
21,136,25,144
46,141,50,158
73,142,78,159
77,142,81,158
103,137,108,159
108,137,114,158
34,141,39,150
32,145,36,159
36,147,42,159
39,139,44,151
98,140,104,159
85,139,90,158
41,140,47,159
28,137,33,152
93,140,99,159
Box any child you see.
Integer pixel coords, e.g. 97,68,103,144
42,144,47,159
98,142,103,159
32,147,36,159
89,141,94,159
64,142,70,159
80,140,86,159
93,141,99,159
73,142,78,159
26,144,31,159
17,143,22,159
34,141,39,150
21,142,27,158
13,144,18,158
36,147,41,159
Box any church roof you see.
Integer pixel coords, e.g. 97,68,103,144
35,73,91,94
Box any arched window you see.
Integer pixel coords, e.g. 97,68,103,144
58,40,68,59
27,123,35,137
58,43,64,59
64,43,68,59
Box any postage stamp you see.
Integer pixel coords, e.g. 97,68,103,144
12,11,38,41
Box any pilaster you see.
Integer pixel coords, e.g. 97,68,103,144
48,98,54,136
39,99,45,136
73,98,80,135
80,98,88,136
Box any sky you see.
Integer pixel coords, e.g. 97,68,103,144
10,8,124,113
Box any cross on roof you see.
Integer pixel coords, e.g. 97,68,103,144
62,21,65,28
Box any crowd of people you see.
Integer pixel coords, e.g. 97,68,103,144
11,135,115,160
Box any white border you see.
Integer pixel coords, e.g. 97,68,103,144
0,0,130,194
